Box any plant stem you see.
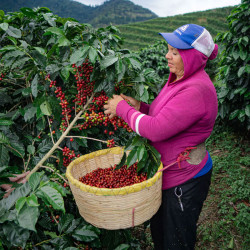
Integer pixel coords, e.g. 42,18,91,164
26,94,94,180
65,135,108,144
40,165,68,183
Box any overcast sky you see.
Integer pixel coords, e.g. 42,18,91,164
74,0,241,17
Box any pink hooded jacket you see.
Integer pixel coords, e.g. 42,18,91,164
116,46,218,189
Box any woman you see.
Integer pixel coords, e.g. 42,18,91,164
104,24,218,249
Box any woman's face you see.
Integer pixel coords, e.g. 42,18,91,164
165,44,184,80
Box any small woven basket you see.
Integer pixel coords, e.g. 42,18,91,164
66,146,163,230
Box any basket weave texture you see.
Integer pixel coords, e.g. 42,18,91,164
66,147,163,230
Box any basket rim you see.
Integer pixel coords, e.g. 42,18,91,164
66,146,163,196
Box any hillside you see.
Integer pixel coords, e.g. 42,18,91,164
0,0,157,27
118,6,235,51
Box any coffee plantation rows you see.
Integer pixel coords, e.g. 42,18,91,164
118,6,234,51
0,0,249,249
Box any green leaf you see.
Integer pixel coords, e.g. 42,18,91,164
44,27,64,36
229,110,240,120
218,87,229,99
137,158,147,173
70,46,89,64
31,74,39,98
0,45,16,52
28,172,44,191
141,88,149,103
47,181,69,197
7,36,17,45
126,147,138,167
9,141,25,158
245,105,250,117
16,197,26,214
37,140,53,154
115,152,127,170
24,106,37,122
26,194,39,207
72,227,99,242
58,214,77,234
129,57,141,70
239,49,247,60
116,59,126,82
37,186,65,213
88,47,98,64
2,222,30,248
34,47,46,56
46,64,61,74
11,57,30,69
232,49,239,60
60,66,71,80
147,144,161,166
27,145,35,154
0,132,10,144
100,55,118,69
40,101,52,116
0,165,8,174
114,244,130,250
0,22,8,31
58,36,71,47
44,231,58,238
0,119,13,126
228,237,234,249
17,202,39,232
0,182,31,211
94,79,114,96
2,50,25,60
42,13,56,27
137,145,147,162
20,7,36,18
6,26,21,38
237,66,245,77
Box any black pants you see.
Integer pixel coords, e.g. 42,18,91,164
150,169,212,250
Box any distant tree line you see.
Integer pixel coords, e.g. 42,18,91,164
0,0,157,27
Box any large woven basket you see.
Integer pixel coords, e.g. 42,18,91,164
66,146,163,230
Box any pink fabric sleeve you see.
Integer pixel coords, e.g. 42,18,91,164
139,102,150,114
116,87,206,141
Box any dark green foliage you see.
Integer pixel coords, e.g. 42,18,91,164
0,7,161,249
137,41,169,85
0,0,157,27
215,0,250,130
196,123,250,249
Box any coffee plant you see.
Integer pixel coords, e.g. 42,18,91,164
215,0,250,130
0,7,161,249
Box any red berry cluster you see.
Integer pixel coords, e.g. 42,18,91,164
72,61,94,106
79,163,147,188
107,139,115,148
62,146,76,167
0,72,6,81
44,61,134,167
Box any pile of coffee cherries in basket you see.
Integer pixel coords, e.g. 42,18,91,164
79,163,147,188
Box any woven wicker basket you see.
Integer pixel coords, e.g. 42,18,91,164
66,146,163,230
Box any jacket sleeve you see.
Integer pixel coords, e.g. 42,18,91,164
139,102,150,114
116,87,206,142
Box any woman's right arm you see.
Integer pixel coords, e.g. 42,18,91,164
120,94,150,115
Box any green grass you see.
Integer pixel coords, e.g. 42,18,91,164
118,6,235,51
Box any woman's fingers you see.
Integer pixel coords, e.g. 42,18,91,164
9,171,30,182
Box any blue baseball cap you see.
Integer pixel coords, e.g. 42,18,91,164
159,24,215,57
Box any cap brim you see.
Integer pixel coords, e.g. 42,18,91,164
159,33,193,49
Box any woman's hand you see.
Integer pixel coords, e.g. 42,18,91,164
1,171,30,198
120,94,140,111
104,95,124,119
